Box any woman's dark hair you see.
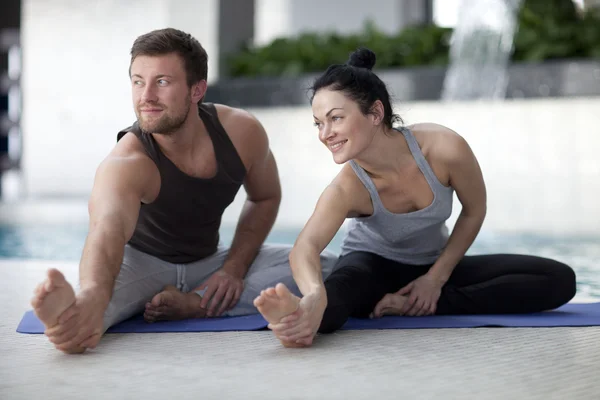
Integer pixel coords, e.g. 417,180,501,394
309,47,402,128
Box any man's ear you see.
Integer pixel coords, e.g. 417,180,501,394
192,80,208,103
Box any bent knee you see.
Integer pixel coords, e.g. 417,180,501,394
548,260,577,305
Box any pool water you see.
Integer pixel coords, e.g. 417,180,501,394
1,223,599,300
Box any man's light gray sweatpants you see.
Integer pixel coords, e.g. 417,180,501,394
102,244,339,331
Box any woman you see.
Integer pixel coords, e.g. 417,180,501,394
253,48,576,347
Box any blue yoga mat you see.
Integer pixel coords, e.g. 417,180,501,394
16,303,600,334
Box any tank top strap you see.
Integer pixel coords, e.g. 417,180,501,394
116,121,162,164
349,160,384,214
198,103,246,182
397,126,443,190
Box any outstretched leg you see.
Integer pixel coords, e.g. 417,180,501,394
34,245,179,354
318,251,421,333
436,254,577,315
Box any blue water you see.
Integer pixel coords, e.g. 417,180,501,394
1,223,599,299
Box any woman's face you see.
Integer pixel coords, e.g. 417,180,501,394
312,88,378,164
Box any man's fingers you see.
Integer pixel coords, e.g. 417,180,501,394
231,286,243,309
79,333,99,349
207,284,228,316
56,331,91,353
58,306,79,325
49,323,84,346
199,284,217,309
216,288,235,316
45,314,78,338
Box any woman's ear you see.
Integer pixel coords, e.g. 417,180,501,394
370,100,385,125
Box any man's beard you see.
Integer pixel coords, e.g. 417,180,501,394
138,100,191,136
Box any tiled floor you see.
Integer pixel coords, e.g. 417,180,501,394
1,260,599,400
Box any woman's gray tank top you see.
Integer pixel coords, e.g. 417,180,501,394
340,126,455,265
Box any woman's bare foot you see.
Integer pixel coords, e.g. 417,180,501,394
253,283,307,348
31,268,76,328
253,283,300,325
371,293,408,318
144,285,207,322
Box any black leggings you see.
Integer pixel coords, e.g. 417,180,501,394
319,252,577,333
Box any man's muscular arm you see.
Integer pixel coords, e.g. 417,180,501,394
79,138,159,301
46,133,159,352
221,117,281,278
197,109,282,316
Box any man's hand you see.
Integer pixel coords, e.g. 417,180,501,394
45,288,109,352
388,273,444,317
197,269,244,317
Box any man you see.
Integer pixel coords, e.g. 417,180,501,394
30,28,337,354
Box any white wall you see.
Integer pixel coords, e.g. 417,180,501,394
19,0,219,198
255,0,406,46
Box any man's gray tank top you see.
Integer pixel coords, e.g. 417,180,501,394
340,126,455,265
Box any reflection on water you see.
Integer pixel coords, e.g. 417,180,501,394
0,223,598,300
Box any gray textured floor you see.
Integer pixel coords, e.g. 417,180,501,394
1,260,599,400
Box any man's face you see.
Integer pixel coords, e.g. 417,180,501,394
130,53,191,135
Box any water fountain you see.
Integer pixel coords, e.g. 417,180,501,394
441,0,523,101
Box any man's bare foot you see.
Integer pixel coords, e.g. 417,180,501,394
371,293,408,318
144,285,207,322
31,268,76,328
253,283,300,325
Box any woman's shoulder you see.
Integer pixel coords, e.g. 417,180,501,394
326,163,373,216
406,122,469,162
333,163,365,192
406,122,460,142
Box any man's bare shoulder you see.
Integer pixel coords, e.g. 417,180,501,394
96,132,160,203
212,103,269,168
213,104,265,139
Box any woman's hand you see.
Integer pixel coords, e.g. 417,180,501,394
268,289,327,347
390,274,444,316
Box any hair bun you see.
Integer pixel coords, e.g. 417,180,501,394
347,47,376,70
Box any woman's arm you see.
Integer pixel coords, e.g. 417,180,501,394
289,181,353,297
428,132,487,284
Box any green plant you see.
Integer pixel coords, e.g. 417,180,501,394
224,0,600,79
511,0,600,61
225,21,452,78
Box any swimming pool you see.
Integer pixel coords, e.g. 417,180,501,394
1,221,598,300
